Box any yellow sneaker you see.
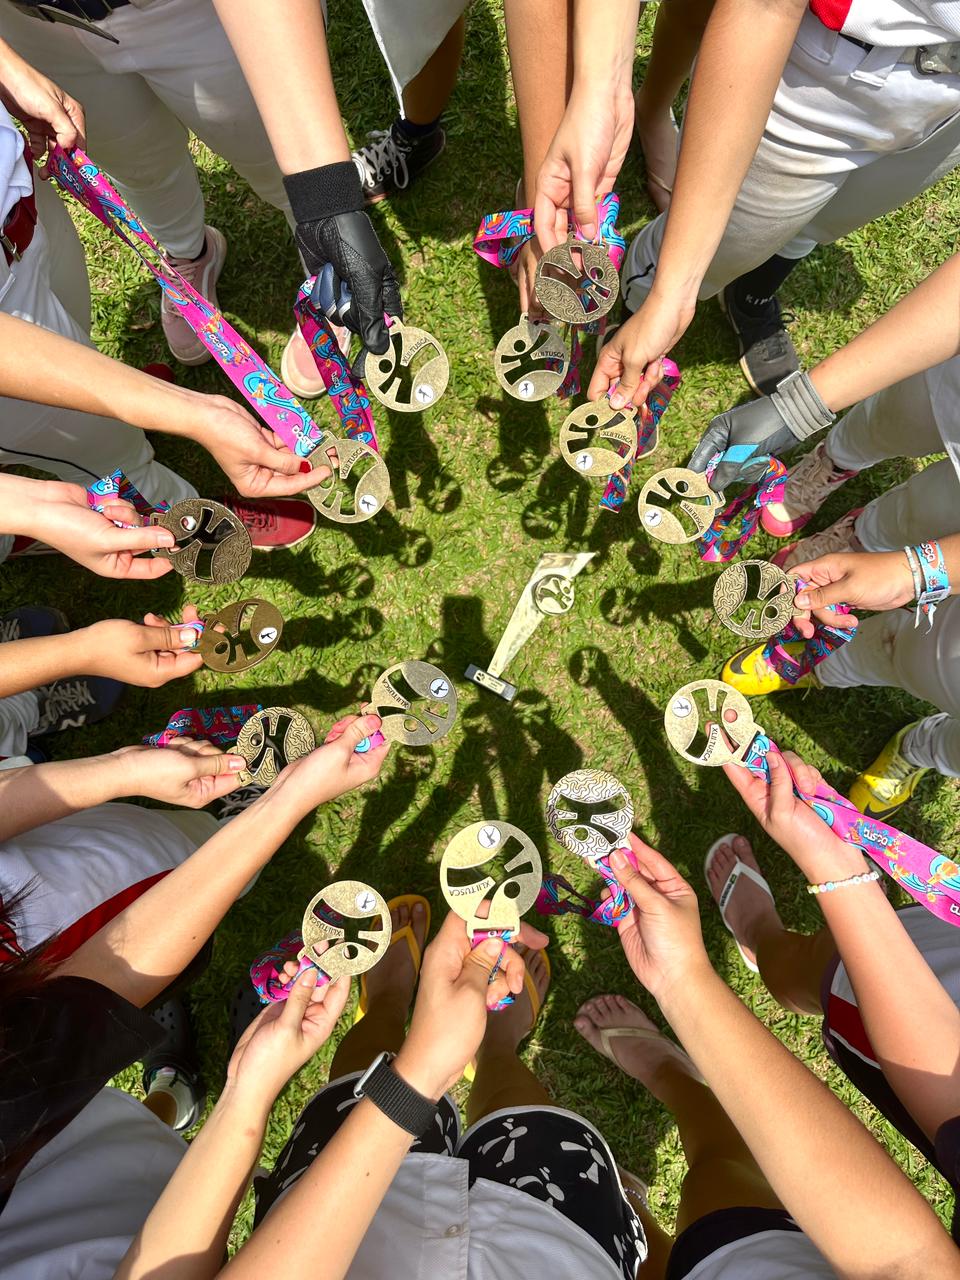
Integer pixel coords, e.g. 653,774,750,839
721,641,820,696
848,722,930,821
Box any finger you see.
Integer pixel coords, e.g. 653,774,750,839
143,623,200,653
571,172,598,240
382,271,402,324
64,94,86,148
48,96,81,150
311,973,350,1019
533,189,562,254
624,832,692,888
336,713,383,752
516,920,549,950
181,604,201,625
280,964,319,1027
99,498,141,525
156,652,205,681
765,749,796,814
460,935,509,995
793,580,849,612
358,289,390,356
193,751,248,778
608,847,666,908
721,758,768,817
108,556,176,581
587,337,622,400
780,749,821,798
609,352,651,412
107,523,177,553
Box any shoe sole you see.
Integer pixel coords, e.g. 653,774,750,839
163,227,227,366
760,506,814,539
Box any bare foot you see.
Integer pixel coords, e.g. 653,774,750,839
478,945,550,1057
574,994,701,1104
706,836,783,969
360,901,429,1013
634,94,679,214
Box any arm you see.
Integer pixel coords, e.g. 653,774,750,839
0,315,321,499
726,750,960,1144
57,715,387,1007
0,36,84,155
589,0,807,407
610,836,960,1280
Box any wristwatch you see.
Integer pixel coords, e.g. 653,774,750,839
353,1051,439,1137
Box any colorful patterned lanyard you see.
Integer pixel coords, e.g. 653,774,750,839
143,704,262,747
697,453,787,563
598,360,682,514
762,594,857,684
293,277,379,452
536,848,638,927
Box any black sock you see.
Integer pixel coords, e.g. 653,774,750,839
394,114,441,143
189,235,207,263
730,254,797,315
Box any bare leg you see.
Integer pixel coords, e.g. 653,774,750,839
635,0,716,211
504,0,574,203
705,836,836,1016
575,995,784,1236
328,901,429,1078
400,16,466,124
466,946,551,1126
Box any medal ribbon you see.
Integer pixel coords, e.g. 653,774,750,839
697,453,787,563
741,733,960,926
599,360,682,514
49,146,331,461
762,584,857,684
250,931,327,1003
470,927,516,1011
143,704,261,747
293,283,380,451
536,847,639,928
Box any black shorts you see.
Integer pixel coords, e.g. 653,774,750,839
254,1073,645,1280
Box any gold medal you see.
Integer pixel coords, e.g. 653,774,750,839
713,561,799,640
535,236,619,325
546,769,634,863
305,436,391,523
638,469,725,544
298,881,392,980
440,820,542,937
368,660,458,746
235,706,316,786
366,319,449,412
152,498,252,584
663,679,759,767
558,398,638,477
197,598,283,673
494,315,569,401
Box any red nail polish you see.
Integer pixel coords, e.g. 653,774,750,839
299,460,312,474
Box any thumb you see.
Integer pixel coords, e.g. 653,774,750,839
608,848,659,910
256,439,302,477
338,713,383,752
142,622,195,653
280,964,319,1025
191,749,247,778
460,936,505,993
106,522,176,553
571,172,598,241
689,422,727,476
793,579,848,611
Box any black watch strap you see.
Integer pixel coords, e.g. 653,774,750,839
353,1052,438,1138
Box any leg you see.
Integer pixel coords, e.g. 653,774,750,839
401,15,466,125
466,946,551,1126
575,995,784,1234
705,836,836,1016
328,902,428,1079
505,0,573,204
634,0,715,211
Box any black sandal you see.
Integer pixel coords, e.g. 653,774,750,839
141,996,205,1131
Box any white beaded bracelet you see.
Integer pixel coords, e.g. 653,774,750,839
807,869,881,896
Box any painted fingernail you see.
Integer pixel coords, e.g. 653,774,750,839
227,756,247,771
299,460,313,474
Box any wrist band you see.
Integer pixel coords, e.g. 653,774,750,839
772,370,835,441
904,540,950,631
807,869,881,895
283,160,364,222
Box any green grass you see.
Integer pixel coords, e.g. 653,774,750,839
12,0,960,1246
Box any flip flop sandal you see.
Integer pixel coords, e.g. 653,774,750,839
704,833,775,975
354,894,431,1024
141,996,205,1130
464,946,551,1083
587,1015,706,1084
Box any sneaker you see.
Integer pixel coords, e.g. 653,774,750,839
280,324,352,400
162,225,228,366
771,507,863,572
213,782,266,821
142,997,204,1132
0,606,69,643
352,120,446,203
761,443,859,538
621,224,658,314
719,284,800,396
722,641,820,696
31,675,125,737
217,495,316,551
848,721,929,820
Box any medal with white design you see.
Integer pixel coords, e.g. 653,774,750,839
152,498,252,584
440,820,542,938
535,235,619,324
235,706,316,786
713,560,801,640
546,769,634,863
366,318,449,412
494,315,569,401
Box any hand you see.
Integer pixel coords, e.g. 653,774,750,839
533,83,634,251
186,392,332,498
78,608,205,687
23,481,176,580
298,214,401,356
513,239,548,322
0,41,85,158
722,749,869,883
588,288,694,410
273,713,390,814
792,550,915,618
607,835,709,1003
112,737,247,807
395,912,550,1100
689,396,799,491
225,966,350,1113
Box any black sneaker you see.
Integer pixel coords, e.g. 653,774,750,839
352,120,446,203
0,606,69,643
142,997,205,1132
719,284,800,396
31,676,125,737
212,782,266,821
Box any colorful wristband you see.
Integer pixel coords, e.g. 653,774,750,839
807,869,881,895
905,540,950,631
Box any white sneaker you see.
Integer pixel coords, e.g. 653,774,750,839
761,442,858,538
620,222,659,314
772,506,864,572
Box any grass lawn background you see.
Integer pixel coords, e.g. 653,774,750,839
10,0,959,1246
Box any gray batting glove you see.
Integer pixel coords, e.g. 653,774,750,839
689,370,835,491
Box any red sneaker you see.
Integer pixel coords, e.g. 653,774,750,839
218,496,316,551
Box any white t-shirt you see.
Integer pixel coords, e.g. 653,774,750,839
682,1229,835,1278
0,102,31,307
0,1088,184,1280
810,0,960,45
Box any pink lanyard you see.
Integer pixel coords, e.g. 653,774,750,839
697,455,787,563
598,360,682,514
142,704,262,747
293,282,380,451
743,733,960,926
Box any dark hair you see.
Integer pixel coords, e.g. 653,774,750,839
0,882,55,1059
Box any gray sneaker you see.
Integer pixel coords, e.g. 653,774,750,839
162,225,227,366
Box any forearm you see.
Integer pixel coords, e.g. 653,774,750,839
571,0,639,90
809,253,960,412
658,962,957,1278
57,775,310,1006
211,0,348,173
655,0,805,301
0,626,111,700
505,0,573,199
0,752,129,839
116,1089,266,1280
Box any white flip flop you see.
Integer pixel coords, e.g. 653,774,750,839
704,833,775,975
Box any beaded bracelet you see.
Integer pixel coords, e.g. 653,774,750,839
807,869,881,896
903,540,950,632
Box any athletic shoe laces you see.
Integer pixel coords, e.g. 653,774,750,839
872,747,919,802
0,618,22,644
233,505,278,535
353,129,410,190
36,679,96,732
784,445,849,513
